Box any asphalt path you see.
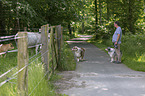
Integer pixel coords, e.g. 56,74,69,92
61,35,145,96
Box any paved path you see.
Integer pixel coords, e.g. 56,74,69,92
60,35,145,96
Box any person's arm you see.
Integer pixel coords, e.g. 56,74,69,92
115,34,120,44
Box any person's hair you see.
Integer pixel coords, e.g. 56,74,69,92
115,21,120,26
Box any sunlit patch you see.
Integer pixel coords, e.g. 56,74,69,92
66,41,87,44
77,35,93,38
136,54,145,62
98,39,103,43
113,93,122,96
101,88,108,91
94,86,99,89
85,61,104,64
80,72,98,77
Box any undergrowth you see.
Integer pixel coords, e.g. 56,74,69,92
59,42,76,71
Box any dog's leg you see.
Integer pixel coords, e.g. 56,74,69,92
81,51,84,60
81,48,85,60
4,53,6,58
35,45,38,54
82,53,84,60
77,58,79,62
111,57,113,62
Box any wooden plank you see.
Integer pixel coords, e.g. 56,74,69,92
56,25,62,70
61,26,64,47
55,26,59,68
52,27,58,71
50,26,55,73
57,25,62,66
41,25,49,78
17,32,28,96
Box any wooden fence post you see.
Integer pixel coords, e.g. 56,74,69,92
55,26,59,69
17,32,29,96
50,26,54,73
55,25,62,70
57,25,61,62
61,26,64,48
41,25,49,78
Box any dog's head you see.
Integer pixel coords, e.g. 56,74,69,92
9,43,14,49
72,46,79,51
105,47,111,52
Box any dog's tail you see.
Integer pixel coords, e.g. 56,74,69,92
81,47,85,52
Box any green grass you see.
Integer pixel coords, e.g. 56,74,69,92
0,41,17,74
0,62,52,96
0,55,61,96
59,42,76,71
28,61,59,96
0,37,76,95
0,52,71,96
88,34,145,72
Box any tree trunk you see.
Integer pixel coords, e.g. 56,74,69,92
95,0,98,39
144,0,145,13
107,0,110,21
99,0,102,25
0,1,6,35
82,0,85,34
128,0,135,34
82,22,84,33
95,0,98,27
68,23,72,35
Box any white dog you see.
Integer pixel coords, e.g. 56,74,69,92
72,46,85,62
105,47,116,62
105,47,122,62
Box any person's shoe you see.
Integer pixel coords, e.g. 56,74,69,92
115,61,121,64
112,61,117,63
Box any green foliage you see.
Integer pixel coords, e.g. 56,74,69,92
59,42,76,71
1,0,84,35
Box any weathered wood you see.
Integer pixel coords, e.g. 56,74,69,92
41,25,49,78
55,26,59,66
61,26,64,48
55,25,62,70
52,27,58,70
50,26,55,73
57,25,61,50
57,25,62,64
17,32,28,96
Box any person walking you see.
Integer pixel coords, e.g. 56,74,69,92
112,21,122,64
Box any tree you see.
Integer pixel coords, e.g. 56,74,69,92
106,0,110,21
0,1,6,35
95,0,98,31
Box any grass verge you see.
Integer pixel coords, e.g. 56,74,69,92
88,35,145,72
0,36,76,95
58,42,76,71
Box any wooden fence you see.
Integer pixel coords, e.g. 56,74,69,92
16,24,63,96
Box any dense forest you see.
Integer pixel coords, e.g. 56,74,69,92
1,0,145,36
0,0,82,35
1,0,145,95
